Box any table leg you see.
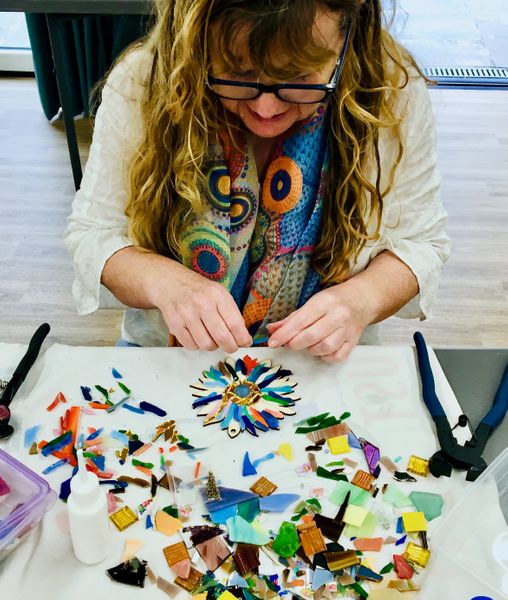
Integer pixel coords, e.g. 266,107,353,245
45,13,83,191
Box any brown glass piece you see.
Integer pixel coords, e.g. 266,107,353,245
351,470,375,491
195,535,231,571
313,513,344,542
249,476,278,497
189,524,224,545
297,522,327,557
163,541,189,567
156,576,180,598
306,422,350,444
233,543,260,575
307,453,318,472
174,566,203,592
380,456,398,473
117,475,150,488
324,550,360,570
334,490,351,523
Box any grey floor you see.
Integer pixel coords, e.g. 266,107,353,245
1,2,508,66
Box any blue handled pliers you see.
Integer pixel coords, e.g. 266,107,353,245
413,332,508,481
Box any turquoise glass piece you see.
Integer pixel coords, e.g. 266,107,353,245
209,505,237,525
226,516,270,545
237,498,261,523
409,491,444,521
272,521,300,558
24,425,41,449
259,493,300,512
383,484,413,508
329,481,370,507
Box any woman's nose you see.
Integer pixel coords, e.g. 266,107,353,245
248,93,288,118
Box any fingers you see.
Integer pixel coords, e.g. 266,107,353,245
281,316,337,351
187,319,218,351
268,305,323,348
218,297,252,348
321,340,355,363
203,310,242,354
170,325,198,350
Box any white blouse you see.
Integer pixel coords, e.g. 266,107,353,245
64,46,451,346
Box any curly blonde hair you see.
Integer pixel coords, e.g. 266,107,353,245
123,0,421,286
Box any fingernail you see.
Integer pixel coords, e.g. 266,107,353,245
268,339,277,348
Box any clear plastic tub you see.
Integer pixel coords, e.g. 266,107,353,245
0,449,56,561
431,448,508,600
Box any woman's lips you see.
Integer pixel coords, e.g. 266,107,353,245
247,106,289,123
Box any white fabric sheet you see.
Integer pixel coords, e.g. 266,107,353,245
0,343,505,599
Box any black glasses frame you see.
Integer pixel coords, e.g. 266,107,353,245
207,23,352,105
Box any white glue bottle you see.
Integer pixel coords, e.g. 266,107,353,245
67,448,110,564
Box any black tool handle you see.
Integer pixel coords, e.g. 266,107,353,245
0,323,51,407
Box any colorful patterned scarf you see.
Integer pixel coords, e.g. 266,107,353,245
180,105,330,344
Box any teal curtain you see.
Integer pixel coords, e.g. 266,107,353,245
25,14,149,120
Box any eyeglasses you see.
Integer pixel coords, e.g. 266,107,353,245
207,23,351,105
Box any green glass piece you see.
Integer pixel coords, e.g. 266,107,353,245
237,498,261,523
226,516,270,546
344,511,377,538
95,384,109,400
409,491,444,521
339,411,351,421
162,505,179,518
294,412,330,428
295,416,341,434
132,459,154,469
329,481,371,507
272,521,301,558
305,498,322,511
325,461,345,467
383,484,414,508
177,434,189,444
118,382,131,395
380,562,394,574
316,466,348,482
349,582,368,599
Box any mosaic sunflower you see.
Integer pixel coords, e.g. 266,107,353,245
191,355,300,438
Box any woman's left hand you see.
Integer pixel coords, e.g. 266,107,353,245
267,284,370,362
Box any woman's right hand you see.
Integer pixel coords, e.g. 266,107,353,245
151,260,252,352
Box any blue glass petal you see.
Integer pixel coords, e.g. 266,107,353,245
262,386,293,394
260,410,280,430
242,415,258,436
192,393,223,408
247,364,270,382
112,368,123,379
221,404,237,429
235,358,247,375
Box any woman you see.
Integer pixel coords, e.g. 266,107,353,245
65,0,450,361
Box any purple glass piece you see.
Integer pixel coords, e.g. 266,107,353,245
360,438,380,475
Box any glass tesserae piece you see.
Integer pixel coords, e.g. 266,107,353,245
249,476,277,497
407,455,430,477
109,506,138,531
191,356,299,438
402,541,431,567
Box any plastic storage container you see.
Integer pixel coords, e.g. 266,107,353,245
431,448,508,600
0,448,57,561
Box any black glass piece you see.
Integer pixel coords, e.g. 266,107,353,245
394,471,417,483
107,557,147,588
128,439,145,455
150,474,158,498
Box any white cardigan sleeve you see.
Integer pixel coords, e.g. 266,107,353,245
354,75,451,320
64,47,150,314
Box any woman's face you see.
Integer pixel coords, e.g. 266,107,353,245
209,9,346,139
